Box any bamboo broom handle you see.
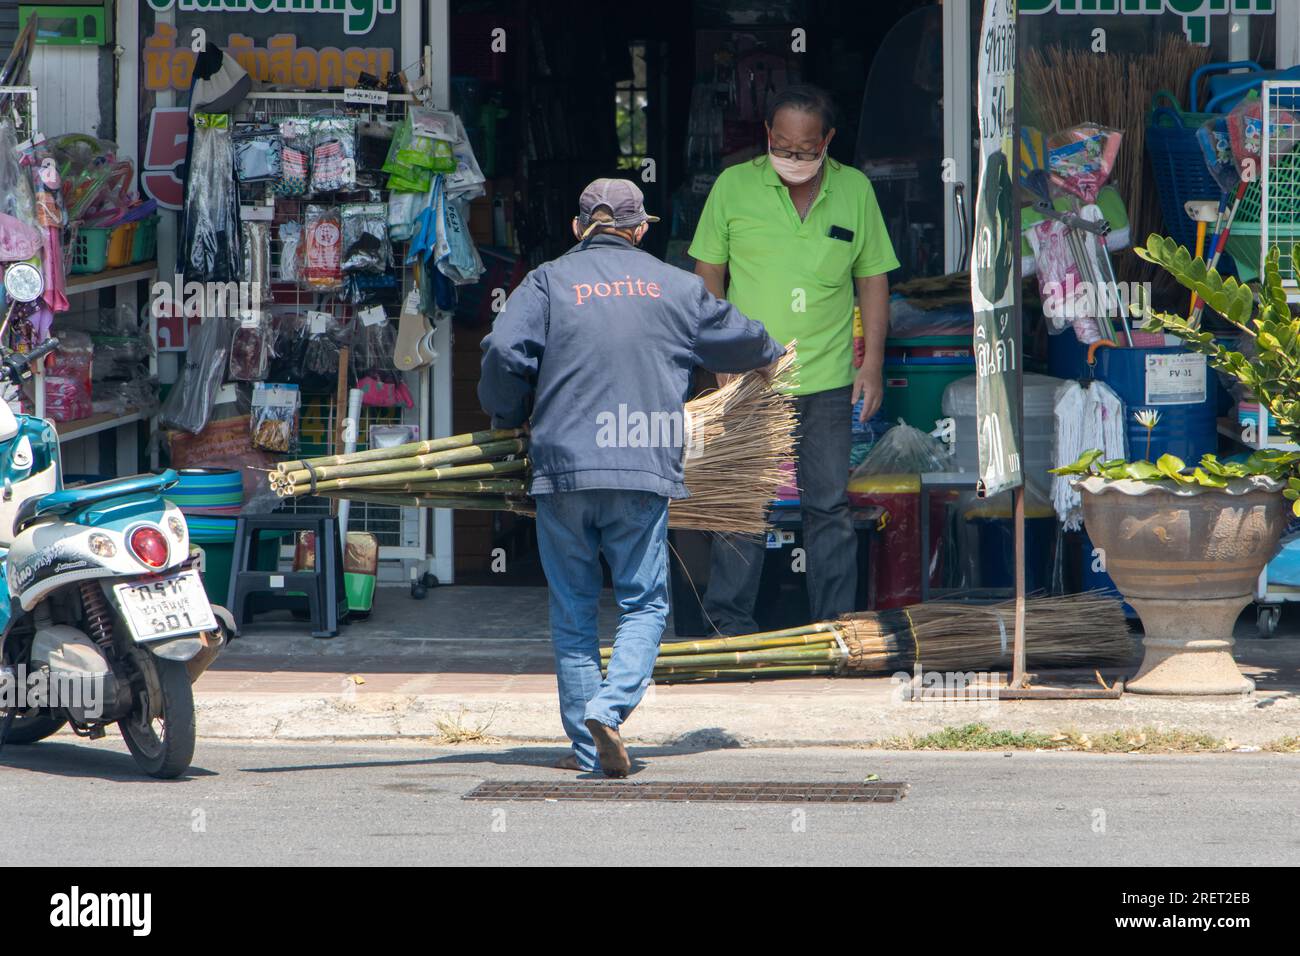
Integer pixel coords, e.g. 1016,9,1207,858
286,459,527,496
625,622,844,658
647,646,843,670
278,438,526,485
319,491,520,511
276,427,525,473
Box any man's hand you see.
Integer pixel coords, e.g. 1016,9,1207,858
715,371,735,388
851,363,883,423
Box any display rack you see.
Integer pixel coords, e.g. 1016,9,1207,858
1252,79,1300,633
230,92,431,568
0,85,38,143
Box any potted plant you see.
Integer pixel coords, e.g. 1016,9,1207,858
1050,237,1300,695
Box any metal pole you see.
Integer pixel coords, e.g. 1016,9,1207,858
1009,4,1027,689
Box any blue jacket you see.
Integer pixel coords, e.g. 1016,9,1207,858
478,233,784,498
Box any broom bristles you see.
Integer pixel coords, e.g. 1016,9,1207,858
266,348,799,535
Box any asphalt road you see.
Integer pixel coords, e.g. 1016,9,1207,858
1,739,1296,866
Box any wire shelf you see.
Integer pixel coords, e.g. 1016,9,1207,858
232,92,427,558
0,85,38,144
1261,81,1300,291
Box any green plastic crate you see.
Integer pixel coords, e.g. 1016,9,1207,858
69,226,110,274
131,215,158,264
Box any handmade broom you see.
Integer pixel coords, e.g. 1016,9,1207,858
269,349,798,535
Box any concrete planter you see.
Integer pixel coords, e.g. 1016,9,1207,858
1079,476,1287,695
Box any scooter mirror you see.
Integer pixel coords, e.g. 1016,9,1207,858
3,262,44,303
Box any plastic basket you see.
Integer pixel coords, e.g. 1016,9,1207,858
1220,146,1300,281
130,215,158,264
69,227,111,274
1146,90,1222,252
106,222,137,269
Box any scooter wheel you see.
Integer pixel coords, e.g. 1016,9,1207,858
119,658,196,779
2,713,66,745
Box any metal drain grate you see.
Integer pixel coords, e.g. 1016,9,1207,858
463,781,908,803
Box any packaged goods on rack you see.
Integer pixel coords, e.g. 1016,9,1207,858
309,115,358,194
182,114,242,282
234,124,283,183
250,382,300,453
276,118,311,197
160,316,235,434
229,314,271,382
242,220,272,298
341,202,391,273
42,331,93,422
277,221,303,283
301,204,343,290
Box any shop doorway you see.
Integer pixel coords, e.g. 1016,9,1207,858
448,0,972,584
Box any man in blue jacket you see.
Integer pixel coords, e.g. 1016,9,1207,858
479,179,784,777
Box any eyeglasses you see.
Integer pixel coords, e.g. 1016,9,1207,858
769,141,824,162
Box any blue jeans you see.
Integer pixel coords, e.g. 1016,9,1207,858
534,490,670,771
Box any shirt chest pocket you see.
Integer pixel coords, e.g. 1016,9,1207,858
810,234,855,286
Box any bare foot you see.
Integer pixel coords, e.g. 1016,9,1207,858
554,753,583,771
584,719,630,778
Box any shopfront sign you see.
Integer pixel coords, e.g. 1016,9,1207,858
1020,0,1274,46
971,0,1021,497
142,23,396,92
144,0,397,36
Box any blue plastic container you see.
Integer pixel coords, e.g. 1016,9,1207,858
1092,346,1218,464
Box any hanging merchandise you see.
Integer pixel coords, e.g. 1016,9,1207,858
25,149,69,313
351,305,411,408
387,189,422,242
301,204,343,290
439,192,486,285
341,202,392,273
296,309,345,391
229,313,271,382
444,114,487,200
1051,379,1125,531
0,121,37,226
400,108,458,174
309,115,359,194
159,316,236,434
357,120,396,182
276,118,311,197
250,382,301,453
1027,218,1100,343
182,113,243,283
1047,124,1122,205
278,220,302,284
234,124,283,183
242,219,272,300
382,115,434,193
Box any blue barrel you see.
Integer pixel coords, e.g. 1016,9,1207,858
1092,346,1218,463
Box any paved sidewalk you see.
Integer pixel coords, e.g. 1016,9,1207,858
194,586,1300,749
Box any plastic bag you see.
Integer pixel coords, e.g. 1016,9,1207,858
341,202,391,273
0,121,37,227
182,114,242,282
1046,123,1121,205
276,118,311,197
383,116,434,193
851,420,952,478
43,331,93,422
159,316,234,434
250,382,299,452
242,220,272,301
357,120,395,175
301,205,343,290
309,116,358,194
234,124,283,182
278,220,302,284
229,314,271,382
387,189,422,242
295,310,343,390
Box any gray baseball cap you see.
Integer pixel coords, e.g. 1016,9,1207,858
578,178,660,232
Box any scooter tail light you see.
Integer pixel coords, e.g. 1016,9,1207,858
129,526,169,569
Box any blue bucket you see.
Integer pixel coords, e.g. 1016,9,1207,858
1092,346,1218,464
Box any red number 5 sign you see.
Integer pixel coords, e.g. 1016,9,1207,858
142,107,189,210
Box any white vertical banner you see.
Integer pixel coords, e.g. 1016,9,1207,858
971,0,1022,496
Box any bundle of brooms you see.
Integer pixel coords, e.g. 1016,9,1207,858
609,593,1134,682
269,350,798,535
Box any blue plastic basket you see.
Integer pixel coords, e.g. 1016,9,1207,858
1146,90,1222,253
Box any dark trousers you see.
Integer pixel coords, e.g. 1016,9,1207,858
702,384,857,634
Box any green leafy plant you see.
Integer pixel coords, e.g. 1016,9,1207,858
1127,234,1300,512
1050,447,1298,488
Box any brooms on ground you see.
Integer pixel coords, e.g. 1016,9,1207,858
268,349,798,535
602,593,1134,682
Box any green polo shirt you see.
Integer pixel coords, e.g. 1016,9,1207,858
688,156,899,395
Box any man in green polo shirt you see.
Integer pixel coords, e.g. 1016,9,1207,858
689,84,899,633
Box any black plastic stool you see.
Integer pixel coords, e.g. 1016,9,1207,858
227,514,348,638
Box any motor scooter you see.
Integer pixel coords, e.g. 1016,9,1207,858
0,262,231,778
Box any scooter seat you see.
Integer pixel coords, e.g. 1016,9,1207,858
13,470,179,532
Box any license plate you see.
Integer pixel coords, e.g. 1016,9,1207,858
113,571,217,643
